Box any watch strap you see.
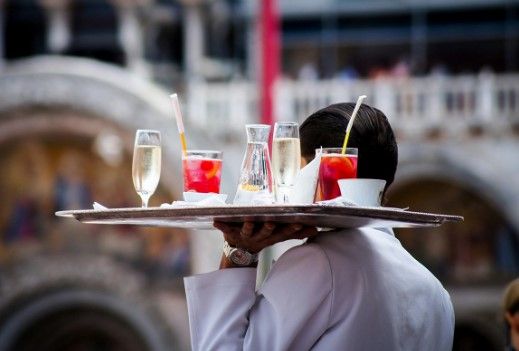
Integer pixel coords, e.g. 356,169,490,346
223,241,258,266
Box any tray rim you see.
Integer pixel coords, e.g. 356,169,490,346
55,204,464,228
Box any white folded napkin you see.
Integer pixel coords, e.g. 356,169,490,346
93,202,108,210
161,193,228,208
316,196,358,207
289,152,321,204
316,197,409,211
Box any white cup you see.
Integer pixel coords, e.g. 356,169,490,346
338,179,386,207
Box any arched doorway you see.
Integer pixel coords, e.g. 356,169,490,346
0,56,202,350
0,107,190,270
389,178,519,285
388,177,519,351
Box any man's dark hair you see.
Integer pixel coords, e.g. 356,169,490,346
300,102,398,191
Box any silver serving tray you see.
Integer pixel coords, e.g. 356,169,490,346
55,205,463,230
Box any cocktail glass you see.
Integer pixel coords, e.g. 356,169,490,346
317,147,358,201
183,150,223,193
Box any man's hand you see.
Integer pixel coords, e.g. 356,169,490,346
214,221,318,254
214,221,318,268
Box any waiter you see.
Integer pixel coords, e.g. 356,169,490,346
184,103,455,351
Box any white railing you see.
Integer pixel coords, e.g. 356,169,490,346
186,73,519,138
186,81,258,138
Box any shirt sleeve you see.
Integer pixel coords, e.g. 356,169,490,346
184,267,257,351
184,243,333,351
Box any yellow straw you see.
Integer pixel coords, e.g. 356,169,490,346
341,95,367,154
180,133,187,156
170,93,188,157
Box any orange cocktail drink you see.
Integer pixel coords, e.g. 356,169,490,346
318,147,358,200
183,150,223,193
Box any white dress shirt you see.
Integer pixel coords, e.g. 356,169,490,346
184,227,454,351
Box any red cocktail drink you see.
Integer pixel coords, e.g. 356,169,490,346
318,148,358,201
183,150,223,193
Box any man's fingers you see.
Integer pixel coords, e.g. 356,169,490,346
292,226,319,239
254,222,276,241
275,223,304,238
213,221,235,232
240,221,255,238
215,221,318,253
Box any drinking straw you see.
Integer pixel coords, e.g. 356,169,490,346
170,93,187,157
341,95,367,155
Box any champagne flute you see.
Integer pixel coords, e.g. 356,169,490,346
132,129,161,208
272,122,301,203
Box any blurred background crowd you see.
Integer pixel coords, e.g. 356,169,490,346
0,0,518,350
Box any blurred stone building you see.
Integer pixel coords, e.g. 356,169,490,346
0,1,518,351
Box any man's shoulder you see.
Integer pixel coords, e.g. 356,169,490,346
258,242,333,300
269,241,332,278
310,227,398,260
313,227,446,289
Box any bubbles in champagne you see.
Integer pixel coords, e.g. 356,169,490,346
272,137,301,187
132,145,161,196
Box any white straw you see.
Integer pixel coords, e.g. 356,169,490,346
170,93,185,134
341,95,367,154
347,95,367,135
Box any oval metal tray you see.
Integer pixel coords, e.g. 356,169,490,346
56,205,463,230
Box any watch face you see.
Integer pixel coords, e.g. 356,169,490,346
230,248,253,266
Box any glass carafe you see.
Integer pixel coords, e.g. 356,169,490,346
233,124,274,205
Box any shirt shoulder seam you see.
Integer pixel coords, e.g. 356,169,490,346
307,242,334,328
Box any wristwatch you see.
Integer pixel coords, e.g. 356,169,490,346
223,241,259,266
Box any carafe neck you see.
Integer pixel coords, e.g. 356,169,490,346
246,124,270,144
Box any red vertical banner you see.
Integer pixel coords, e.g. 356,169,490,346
260,0,280,127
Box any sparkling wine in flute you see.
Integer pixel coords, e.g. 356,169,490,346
272,121,301,203
272,137,300,187
132,130,161,207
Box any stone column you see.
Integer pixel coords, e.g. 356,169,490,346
110,0,150,77
39,0,71,54
244,1,259,81
505,5,518,71
411,10,427,75
180,0,205,80
0,1,4,68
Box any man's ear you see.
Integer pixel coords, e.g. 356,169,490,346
506,312,514,325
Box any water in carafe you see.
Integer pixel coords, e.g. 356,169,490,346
233,124,274,205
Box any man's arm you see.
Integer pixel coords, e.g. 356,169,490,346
184,267,258,351
184,240,333,351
